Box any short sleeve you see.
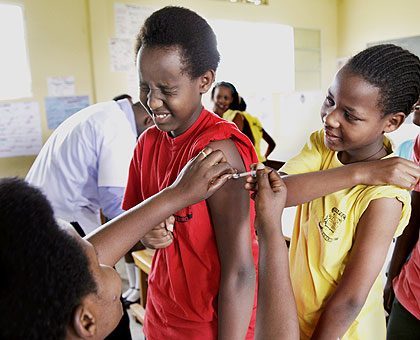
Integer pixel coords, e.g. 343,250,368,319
280,129,327,175
412,133,420,193
122,137,144,210
97,113,137,187
355,185,411,238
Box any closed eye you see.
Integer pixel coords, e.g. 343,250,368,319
344,111,359,121
325,95,334,106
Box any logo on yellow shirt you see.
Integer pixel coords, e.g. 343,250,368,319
318,207,346,242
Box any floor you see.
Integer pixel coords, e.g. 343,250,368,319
115,259,145,340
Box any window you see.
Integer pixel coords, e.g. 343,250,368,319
0,3,32,100
294,28,321,91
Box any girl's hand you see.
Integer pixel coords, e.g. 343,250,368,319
170,146,235,206
141,215,175,249
361,157,420,189
251,163,287,230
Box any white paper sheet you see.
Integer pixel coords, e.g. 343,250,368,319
47,76,75,97
114,3,154,39
0,101,42,157
109,37,132,72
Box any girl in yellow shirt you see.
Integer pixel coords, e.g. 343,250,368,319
246,44,420,340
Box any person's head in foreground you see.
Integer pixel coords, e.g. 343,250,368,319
323,44,420,163
0,178,122,340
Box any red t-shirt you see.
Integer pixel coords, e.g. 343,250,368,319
122,108,259,339
393,133,420,320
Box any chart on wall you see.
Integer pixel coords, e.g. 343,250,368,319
0,101,42,158
111,3,156,97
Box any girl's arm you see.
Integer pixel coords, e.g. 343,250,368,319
262,128,276,159
246,157,420,207
384,190,420,312
87,148,234,266
311,197,403,340
252,164,299,340
232,112,245,131
207,139,256,340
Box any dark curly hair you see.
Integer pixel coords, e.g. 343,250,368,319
0,178,97,340
346,44,420,117
135,6,220,78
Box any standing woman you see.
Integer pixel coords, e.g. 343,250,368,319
211,81,276,162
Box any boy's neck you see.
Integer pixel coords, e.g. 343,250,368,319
169,105,204,138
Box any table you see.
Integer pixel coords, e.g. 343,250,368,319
129,248,155,324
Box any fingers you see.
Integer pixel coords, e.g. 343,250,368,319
255,163,270,189
201,147,228,167
255,163,286,193
143,219,174,248
165,215,175,232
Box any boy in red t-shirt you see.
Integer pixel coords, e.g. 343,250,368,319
122,6,259,340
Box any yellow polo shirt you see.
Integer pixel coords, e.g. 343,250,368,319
281,129,411,340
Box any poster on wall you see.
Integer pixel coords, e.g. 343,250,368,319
109,38,132,72
47,76,76,97
45,95,90,129
114,3,154,39
0,101,42,158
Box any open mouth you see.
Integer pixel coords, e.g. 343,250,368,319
153,112,170,123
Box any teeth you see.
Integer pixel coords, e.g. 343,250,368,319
155,113,168,118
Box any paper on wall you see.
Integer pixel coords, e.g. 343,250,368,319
0,101,42,158
109,37,132,72
47,76,75,97
114,3,154,39
45,95,90,129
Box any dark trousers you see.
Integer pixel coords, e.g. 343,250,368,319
387,297,420,340
71,222,132,340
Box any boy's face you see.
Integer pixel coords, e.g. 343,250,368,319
133,102,154,137
320,67,393,159
212,86,234,117
137,46,206,137
63,226,123,339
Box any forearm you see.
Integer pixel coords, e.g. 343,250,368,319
311,296,363,340
218,266,256,340
87,187,182,266
262,130,276,158
283,163,366,207
255,219,299,340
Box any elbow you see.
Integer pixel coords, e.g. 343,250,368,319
328,296,365,323
222,263,256,290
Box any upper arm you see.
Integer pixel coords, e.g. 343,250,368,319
332,197,403,303
206,139,255,275
232,113,245,131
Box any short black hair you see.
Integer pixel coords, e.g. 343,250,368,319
113,94,132,101
346,44,420,116
135,6,220,78
0,178,97,340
